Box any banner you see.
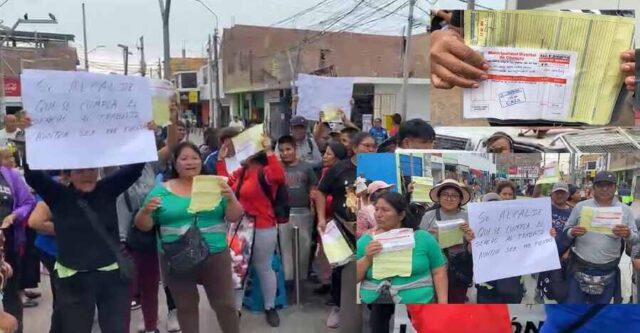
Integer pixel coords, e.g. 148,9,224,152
21,70,157,170
468,197,561,283
295,74,353,120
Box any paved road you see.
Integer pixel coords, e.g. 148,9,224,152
24,272,335,333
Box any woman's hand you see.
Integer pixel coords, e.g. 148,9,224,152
219,178,236,201
430,29,489,89
407,181,416,193
365,240,383,260
146,121,158,131
142,197,161,215
261,134,273,151
1,262,13,279
21,113,32,129
549,228,557,238
1,214,15,229
218,141,230,161
621,49,636,92
461,223,475,242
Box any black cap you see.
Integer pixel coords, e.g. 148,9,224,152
594,171,616,185
290,116,307,127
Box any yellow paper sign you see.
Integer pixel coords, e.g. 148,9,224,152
231,124,264,162
321,104,341,122
411,176,433,203
372,248,413,280
150,79,175,127
321,220,354,265
579,206,622,235
436,219,466,249
188,91,199,104
188,175,224,213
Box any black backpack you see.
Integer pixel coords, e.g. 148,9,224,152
257,169,291,224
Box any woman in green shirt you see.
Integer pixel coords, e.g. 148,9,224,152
135,142,243,333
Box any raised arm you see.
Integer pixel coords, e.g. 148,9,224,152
157,103,179,164
262,151,285,187
98,163,145,197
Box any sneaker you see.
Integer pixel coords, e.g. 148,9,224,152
131,299,142,311
265,308,280,327
326,306,340,329
166,309,180,332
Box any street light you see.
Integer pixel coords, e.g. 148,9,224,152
88,45,105,54
0,14,58,117
192,0,221,128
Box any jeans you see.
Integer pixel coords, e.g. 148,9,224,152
565,270,616,304
55,269,129,332
252,227,278,310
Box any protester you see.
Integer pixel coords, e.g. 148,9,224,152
0,116,22,146
277,116,322,169
389,113,401,137
199,127,219,158
339,127,360,157
203,127,240,175
0,147,35,333
368,118,389,146
618,182,633,206
228,116,245,131
567,184,581,208
217,133,286,327
310,142,348,297
536,182,573,304
135,141,242,333
315,132,375,329
176,120,187,143
356,181,394,238
277,135,317,282
397,119,436,149
23,149,145,332
357,192,447,333
485,132,514,154
563,171,639,304
420,179,473,304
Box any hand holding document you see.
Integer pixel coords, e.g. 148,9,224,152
150,79,175,127
436,219,466,249
231,124,264,162
371,228,415,279
188,175,225,213
579,207,622,235
411,176,433,203
321,220,354,267
463,10,635,125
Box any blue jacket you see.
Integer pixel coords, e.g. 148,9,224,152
541,305,640,332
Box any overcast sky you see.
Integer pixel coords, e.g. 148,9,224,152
0,0,505,74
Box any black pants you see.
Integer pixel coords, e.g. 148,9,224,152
369,304,395,333
165,285,176,310
39,250,60,333
331,266,343,307
55,269,129,333
2,267,22,333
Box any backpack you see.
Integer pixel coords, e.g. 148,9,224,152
257,169,291,224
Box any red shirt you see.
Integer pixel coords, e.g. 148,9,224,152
217,153,285,229
406,305,511,333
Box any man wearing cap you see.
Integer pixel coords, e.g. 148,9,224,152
278,116,323,169
536,182,573,303
563,171,639,304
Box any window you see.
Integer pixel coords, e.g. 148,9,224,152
177,72,198,89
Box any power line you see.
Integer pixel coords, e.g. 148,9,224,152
0,0,9,9
271,0,337,26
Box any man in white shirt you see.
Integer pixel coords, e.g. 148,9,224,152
0,115,22,145
229,116,245,130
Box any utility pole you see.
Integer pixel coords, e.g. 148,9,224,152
117,44,131,75
157,58,162,79
159,0,172,80
213,29,222,128
467,0,476,9
207,35,215,127
400,0,416,121
82,3,89,71
138,36,147,77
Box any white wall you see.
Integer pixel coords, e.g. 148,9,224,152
373,84,430,121
508,0,640,46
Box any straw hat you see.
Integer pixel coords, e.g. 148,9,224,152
429,179,471,205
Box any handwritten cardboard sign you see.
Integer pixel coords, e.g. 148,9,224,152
468,197,561,283
21,70,157,170
296,74,353,121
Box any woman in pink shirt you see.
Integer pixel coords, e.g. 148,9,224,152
356,181,394,238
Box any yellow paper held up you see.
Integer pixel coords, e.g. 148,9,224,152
321,220,354,266
150,79,175,127
232,124,264,162
372,248,413,280
437,219,466,249
411,176,433,203
188,175,224,214
579,206,621,235
321,104,341,122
